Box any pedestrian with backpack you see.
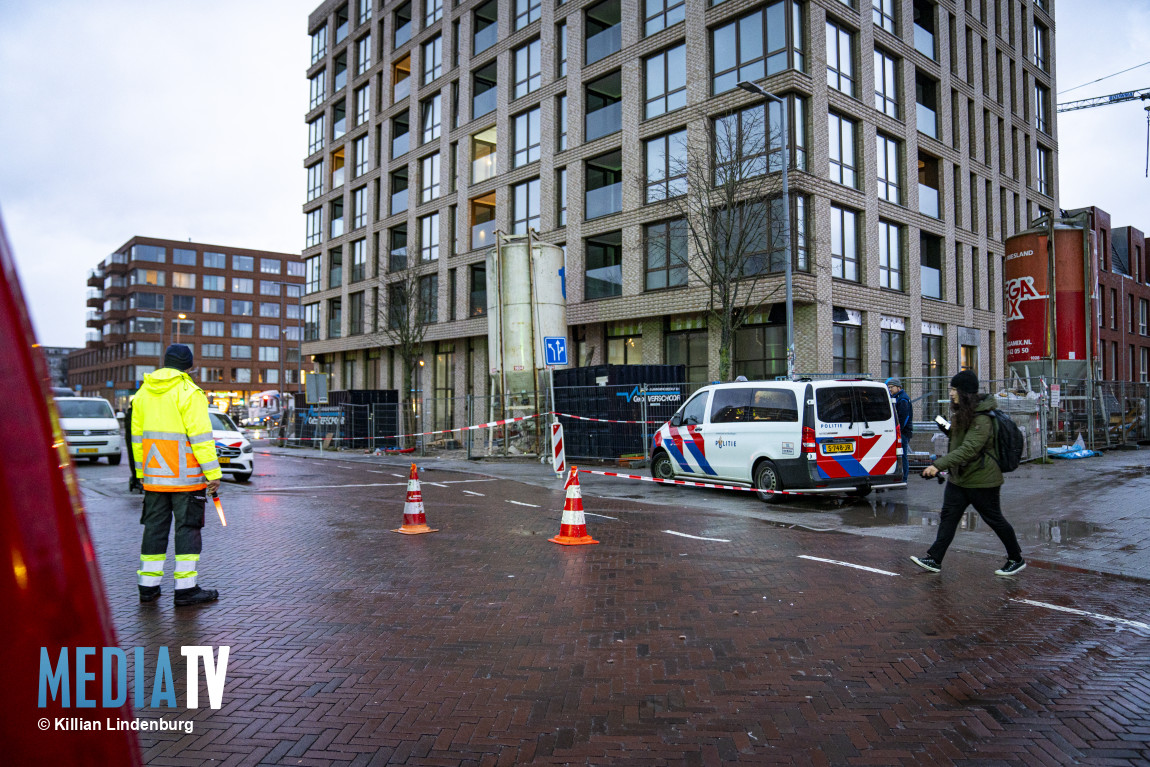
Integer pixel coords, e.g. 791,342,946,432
911,369,1026,576
886,377,913,482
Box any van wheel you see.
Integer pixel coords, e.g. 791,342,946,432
754,461,785,504
108,453,122,466
650,451,675,483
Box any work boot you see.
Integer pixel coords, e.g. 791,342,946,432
174,586,219,607
138,585,160,603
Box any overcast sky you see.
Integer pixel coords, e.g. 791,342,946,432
1,0,1147,348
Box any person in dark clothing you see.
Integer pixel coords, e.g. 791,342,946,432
911,370,1026,576
886,377,913,482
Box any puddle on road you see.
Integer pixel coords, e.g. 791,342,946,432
834,499,1108,544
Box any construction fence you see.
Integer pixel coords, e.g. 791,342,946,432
271,376,1148,463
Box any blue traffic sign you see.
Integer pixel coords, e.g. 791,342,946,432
544,336,568,366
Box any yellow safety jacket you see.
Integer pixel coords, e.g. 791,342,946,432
131,369,221,492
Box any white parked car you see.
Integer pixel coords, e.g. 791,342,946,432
55,397,123,465
208,408,254,482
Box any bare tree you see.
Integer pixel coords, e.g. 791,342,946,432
374,259,433,447
651,102,812,380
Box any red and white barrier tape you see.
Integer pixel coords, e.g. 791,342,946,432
551,412,667,425
582,469,809,496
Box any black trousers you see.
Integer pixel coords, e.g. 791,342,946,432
141,490,205,557
927,482,1023,562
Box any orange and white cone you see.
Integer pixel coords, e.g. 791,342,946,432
549,466,599,546
392,463,439,535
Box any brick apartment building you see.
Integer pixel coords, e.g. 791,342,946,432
68,237,305,411
301,0,1058,409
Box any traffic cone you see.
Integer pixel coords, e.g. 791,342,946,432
392,463,439,535
549,467,599,546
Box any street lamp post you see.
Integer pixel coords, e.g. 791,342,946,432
737,80,794,380
176,313,186,343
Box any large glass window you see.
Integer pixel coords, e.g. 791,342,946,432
421,93,442,144
876,133,901,204
826,22,855,96
354,134,370,177
878,221,901,290
304,303,320,341
645,0,685,36
828,112,857,188
327,298,342,339
352,186,367,228
513,108,541,167
585,71,622,141
423,36,442,84
880,328,904,379
513,39,542,99
308,116,325,154
712,4,794,94
666,316,707,382
645,219,687,291
585,0,622,65
645,129,688,202
585,150,623,219
350,239,367,282
921,232,942,299
328,246,343,289
355,84,370,124
832,322,862,376
874,49,899,118
309,70,326,109
734,318,785,380
305,255,321,293
585,231,623,299
714,104,768,183
306,209,323,248
421,213,440,261
830,205,858,281
469,264,487,317
512,179,540,234
515,0,540,30
645,44,686,119
473,61,498,117
426,0,443,25
473,0,498,55
419,275,438,323
873,0,896,33
420,153,441,202
311,25,327,65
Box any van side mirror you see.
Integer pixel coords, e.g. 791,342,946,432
670,413,682,427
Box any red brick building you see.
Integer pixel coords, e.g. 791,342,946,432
68,236,305,411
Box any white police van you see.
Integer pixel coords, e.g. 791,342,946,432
650,379,905,502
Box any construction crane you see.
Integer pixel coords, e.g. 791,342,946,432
1057,88,1150,112
1057,87,1150,175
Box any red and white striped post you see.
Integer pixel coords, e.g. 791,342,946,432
550,420,565,477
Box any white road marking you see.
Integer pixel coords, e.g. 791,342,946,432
423,481,450,488
462,490,485,497
258,482,407,492
663,530,730,543
796,555,899,577
442,479,497,484
584,512,618,520
1010,598,1150,632
507,500,540,508
391,473,407,479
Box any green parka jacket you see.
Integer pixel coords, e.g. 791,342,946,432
931,395,1003,488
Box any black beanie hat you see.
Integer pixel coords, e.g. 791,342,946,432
163,343,194,372
950,369,979,395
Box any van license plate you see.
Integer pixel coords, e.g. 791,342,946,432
78,448,98,454
823,443,853,454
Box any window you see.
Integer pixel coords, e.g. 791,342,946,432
1032,21,1048,71
423,36,442,84
734,315,785,380
355,84,370,124
202,275,225,292
230,345,252,360
874,49,899,117
645,129,688,202
833,321,862,376
1036,145,1051,196
354,134,370,177
916,71,938,138
828,112,857,188
202,321,225,337
826,22,855,96
880,328,904,379
304,303,320,341
645,44,686,119
585,231,623,299
392,111,410,158
358,0,371,25
287,261,305,277
645,219,687,290
349,291,365,335
712,5,792,94
232,277,254,294
515,0,540,30
474,1,497,55
473,60,498,118
351,239,367,283
260,258,281,275
305,255,321,293
307,162,324,201
878,221,901,290
557,22,567,77
329,246,343,288
231,322,253,339
585,71,622,140
512,178,540,234
352,186,368,228
420,153,441,202
419,275,438,323
334,5,349,43
171,295,194,312
513,108,541,167
327,298,342,339
873,0,896,33
306,209,323,247
231,300,254,317
469,264,486,316
921,232,942,299
308,116,325,154
422,93,442,143
309,70,326,109
557,94,568,150
393,53,412,101
259,346,280,362
876,133,901,203
585,0,622,65
391,167,408,214
426,0,443,26
513,40,541,99
665,316,707,381
201,368,224,383
394,2,412,47
389,224,408,271
260,302,281,318
557,168,567,226
173,248,196,266
334,52,347,91
132,292,164,310
201,343,224,359
919,152,940,218
830,205,859,281
713,104,769,182
645,0,685,35
311,25,327,65
585,150,623,219
421,213,440,261
471,127,497,183
286,284,302,298
913,0,936,59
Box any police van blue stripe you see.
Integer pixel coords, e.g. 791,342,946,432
664,440,692,472
684,441,717,476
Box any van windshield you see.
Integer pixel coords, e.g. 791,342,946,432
56,399,115,419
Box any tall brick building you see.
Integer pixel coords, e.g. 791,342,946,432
301,0,1057,404
68,237,305,411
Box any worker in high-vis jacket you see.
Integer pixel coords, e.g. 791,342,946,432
131,344,222,607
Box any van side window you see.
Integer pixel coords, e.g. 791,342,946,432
815,387,855,422
681,391,708,425
857,388,893,421
749,388,798,421
710,388,750,423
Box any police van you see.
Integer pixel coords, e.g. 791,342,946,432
650,379,905,502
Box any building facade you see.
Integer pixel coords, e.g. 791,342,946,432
69,237,305,411
301,0,1058,406
41,346,80,389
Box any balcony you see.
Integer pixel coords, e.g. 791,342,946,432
916,103,937,138
106,252,128,272
472,152,497,184
394,76,410,102
86,268,103,287
914,26,935,59
584,102,622,141
392,131,409,158
85,330,102,345
585,24,621,65
585,183,622,220
391,188,408,215
473,87,496,119
389,247,408,272
472,220,496,250
473,23,497,55
918,183,940,218
86,310,103,327
86,288,103,307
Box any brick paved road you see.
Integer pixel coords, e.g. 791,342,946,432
75,453,1150,766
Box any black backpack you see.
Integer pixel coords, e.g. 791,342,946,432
985,409,1024,472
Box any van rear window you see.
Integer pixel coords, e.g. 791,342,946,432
857,388,893,421
815,388,854,422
